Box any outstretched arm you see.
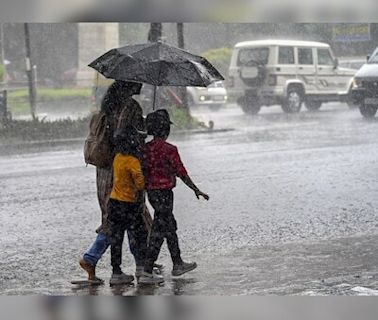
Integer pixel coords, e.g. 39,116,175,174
169,146,209,200
180,175,209,201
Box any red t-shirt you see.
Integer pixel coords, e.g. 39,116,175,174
144,138,188,190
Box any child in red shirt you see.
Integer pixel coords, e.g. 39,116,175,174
139,110,209,284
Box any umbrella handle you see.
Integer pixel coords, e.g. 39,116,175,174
153,85,157,110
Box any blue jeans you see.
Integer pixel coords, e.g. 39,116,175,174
83,233,109,266
83,231,143,267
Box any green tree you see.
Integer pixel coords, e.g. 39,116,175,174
201,47,232,79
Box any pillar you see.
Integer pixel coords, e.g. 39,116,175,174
76,23,119,87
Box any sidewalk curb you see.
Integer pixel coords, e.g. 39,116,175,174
0,128,235,152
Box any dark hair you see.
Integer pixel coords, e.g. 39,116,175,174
146,110,171,138
154,123,170,138
113,125,142,158
100,81,142,116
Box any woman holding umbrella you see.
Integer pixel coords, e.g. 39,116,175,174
79,80,156,285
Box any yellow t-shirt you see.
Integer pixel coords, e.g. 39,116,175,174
110,153,145,203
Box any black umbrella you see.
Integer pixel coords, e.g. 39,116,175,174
88,42,224,109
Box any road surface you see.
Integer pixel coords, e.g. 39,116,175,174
2,103,378,295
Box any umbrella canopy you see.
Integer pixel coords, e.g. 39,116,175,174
88,42,224,87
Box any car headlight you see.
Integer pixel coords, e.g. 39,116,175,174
353,78,362,88
200,95,206,101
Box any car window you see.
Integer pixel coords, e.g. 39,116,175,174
278,47,295,64
368,48,378,64
298,48,314,65
317,49,334,66
209,81,224,88
237,47,269,66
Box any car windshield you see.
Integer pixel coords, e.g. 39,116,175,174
208,81,224,88
368,49,378,64
238,47,269,66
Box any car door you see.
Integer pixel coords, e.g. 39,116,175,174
296,47,317,94
317,47,355,95
277,46,297,88
316,47,339,94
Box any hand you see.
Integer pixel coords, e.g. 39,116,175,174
195,190,209,201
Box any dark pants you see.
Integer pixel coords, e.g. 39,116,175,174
107,199,148,271
144,190,183,273
83,204,147,267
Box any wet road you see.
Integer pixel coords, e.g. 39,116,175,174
2,103,378,295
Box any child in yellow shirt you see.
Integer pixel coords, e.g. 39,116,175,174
107,125,148,285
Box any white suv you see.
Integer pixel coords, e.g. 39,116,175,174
228,40,356,114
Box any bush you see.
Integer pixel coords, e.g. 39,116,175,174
0,106,208,144
169,108,198,130
201,47,232,79
0,117,90,142
167,107,206,130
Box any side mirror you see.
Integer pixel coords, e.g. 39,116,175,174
367,54,371,62
333,58,339,69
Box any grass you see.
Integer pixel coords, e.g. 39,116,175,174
7,87,92,114
8,87,91,100
10,101,30,113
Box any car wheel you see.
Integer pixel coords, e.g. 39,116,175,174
359,103,378,118
305,100,322,111
239,96,261,115
282,87,303,113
